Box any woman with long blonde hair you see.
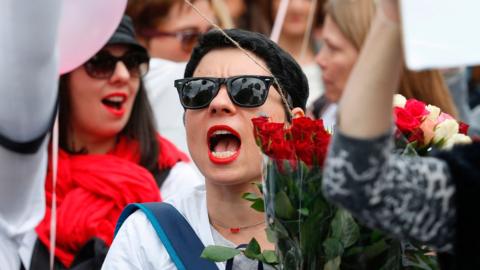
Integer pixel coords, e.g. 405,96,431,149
322,0,479,269
316,0,458,118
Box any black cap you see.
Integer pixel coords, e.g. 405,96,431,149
107,15,147,54
184,29,309,110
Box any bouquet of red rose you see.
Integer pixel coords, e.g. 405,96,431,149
253,116,334,270
250,116,439,270
393,94,471,155
202,116,440,270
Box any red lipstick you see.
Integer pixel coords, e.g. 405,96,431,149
102,92,127,117
207,125,241,165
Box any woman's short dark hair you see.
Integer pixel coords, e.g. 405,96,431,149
184,29,309,111
58,75,163,186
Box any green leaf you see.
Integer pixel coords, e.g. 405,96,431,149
343,246,363,257
244,238,262,260
262,250,278,264
274,191,297,219
242,192,260,201
254,182,264,195
363,239,388,259
265,227,277,243
379,241,402,270
370,229,386,242
401,244,439,270
331,209,360,248
251,199,265,212
242,192,265,212
323,238,344,260
201,245,241,262
272,219,290,238
402,253,438,270
402,141,419,156
323,256,341,270
298,208,309,216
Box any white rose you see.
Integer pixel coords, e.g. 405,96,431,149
426,105,441,122
393,94,407,108
442,133,472,149
433,119,459,144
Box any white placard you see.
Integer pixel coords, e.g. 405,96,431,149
401,0,480,70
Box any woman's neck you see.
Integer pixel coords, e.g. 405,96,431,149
206,181,263,225
206,180,273,249
69,130,117,154
279,33,315,66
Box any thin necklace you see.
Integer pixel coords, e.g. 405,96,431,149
209,216,265,234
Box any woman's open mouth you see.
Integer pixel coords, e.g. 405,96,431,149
101,93,127,117
207,125,241,164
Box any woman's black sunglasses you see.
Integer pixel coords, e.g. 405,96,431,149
84,50,150,79
174,76,278,109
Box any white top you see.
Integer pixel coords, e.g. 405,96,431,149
160,161,204,201
102,185,225,270
0,1,60,269
321,103,338,130
302,63,324,108
145,59,189,155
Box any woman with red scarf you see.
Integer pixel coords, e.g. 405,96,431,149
29,16,199,270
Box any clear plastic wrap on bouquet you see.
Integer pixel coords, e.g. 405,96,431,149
262,155,332,270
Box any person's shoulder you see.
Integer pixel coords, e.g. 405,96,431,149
166,185,206,210
165,185,208,230
102,209,174,270
160,160,204,200
168,162,202,182
118,208,154,236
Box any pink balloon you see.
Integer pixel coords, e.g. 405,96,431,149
58,0,127,74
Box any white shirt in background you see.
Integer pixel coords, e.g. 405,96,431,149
321,103,338,130
302,63,325,108
145,59,189,155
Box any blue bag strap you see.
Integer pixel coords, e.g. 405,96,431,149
115,202,219,270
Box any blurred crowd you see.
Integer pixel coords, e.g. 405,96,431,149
125,0,480,153
1,1,479,270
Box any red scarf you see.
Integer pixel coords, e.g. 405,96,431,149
36,135,189,267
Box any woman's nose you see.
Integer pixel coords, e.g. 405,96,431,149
208,85,236,116
316,46,328,71
109,61,130,82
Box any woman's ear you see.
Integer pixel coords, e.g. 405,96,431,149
291,107,305,119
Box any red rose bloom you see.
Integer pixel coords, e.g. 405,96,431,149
394,107,422,133
252,116,331,168
294,139,314,166
459,121,470,135
312,129,331,167
404,99,429,120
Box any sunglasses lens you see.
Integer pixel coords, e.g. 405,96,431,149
122,52,150,77
85,51,150,79
84,52,116,79
230,77,269,107
181,32,200,53
181,79,217,108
